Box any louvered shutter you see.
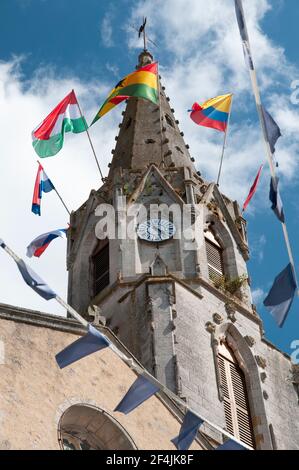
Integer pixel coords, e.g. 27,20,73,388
93,243,110,295
205,238,224,281
218,344,255,448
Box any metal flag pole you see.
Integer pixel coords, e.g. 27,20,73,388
235,0,299,293
37,161,71,216
157,64,165,169
73,90,104,181
216,95,233,186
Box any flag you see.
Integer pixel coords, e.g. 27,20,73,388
91,62,158,124
216,439,246,451
56,324,110,369
171,411,204,450
0,241,57,300
242,165,263,212
263,263,296,328
189,94,233,132
114,375,159,415
32,90,87,158
31,163,55,216
234,0,254,70
269,177,285,223
27,229,67,258
261,106,282,154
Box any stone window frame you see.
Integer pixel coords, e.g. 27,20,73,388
91,239,110,298
212,323,272,450
57,403,138,451
204,215,247,292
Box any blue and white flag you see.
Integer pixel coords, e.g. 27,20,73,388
234,0,254,70
261,106,282,154
264,263,296,328
114,375,159,415
171,411,204,450
216,439,246,451
270,177,285,223
0,240,56,300
56,324,110,369
16,259,57,300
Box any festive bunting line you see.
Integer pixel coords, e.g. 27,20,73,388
234,0,299,297
0,239,249,450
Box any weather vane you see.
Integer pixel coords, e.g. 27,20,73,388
132,17,158,51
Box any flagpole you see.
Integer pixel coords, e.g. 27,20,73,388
37,161,71,217
236,0,299,294
74,91,104,181
216,95,233,186
157,65,165,168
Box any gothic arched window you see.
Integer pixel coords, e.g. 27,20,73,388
58,404,137,450
218,342,255,449
93,240,109,296
205,231,224,281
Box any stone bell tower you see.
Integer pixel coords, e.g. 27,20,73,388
67,50,299,450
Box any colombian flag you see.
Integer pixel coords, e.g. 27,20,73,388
91,62,158,125
189,94,233,132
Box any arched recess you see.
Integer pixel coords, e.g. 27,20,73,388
91,239,110,298
58,404,137,450
205,213,240,280
215,323,272,450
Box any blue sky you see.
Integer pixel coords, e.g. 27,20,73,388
0,0,298,355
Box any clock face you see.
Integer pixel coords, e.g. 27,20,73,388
137,219,176,242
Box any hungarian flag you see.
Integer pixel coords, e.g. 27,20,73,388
32,90,87,158
91,62,158,125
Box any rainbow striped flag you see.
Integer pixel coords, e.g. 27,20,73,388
189,94,233,132
91,62,158,125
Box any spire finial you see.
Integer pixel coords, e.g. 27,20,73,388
138,17,147,51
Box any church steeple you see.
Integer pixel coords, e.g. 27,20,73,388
107,50,196,176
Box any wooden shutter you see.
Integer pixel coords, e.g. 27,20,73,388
93,242,109,296
218,343,255,448
205,238,224,281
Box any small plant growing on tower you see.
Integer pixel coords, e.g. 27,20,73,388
211,274,248,296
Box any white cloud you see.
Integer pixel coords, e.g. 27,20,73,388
252,287,266,306
250,234,267,263
101,12,114,48
0,57,120,315
126,0,299,204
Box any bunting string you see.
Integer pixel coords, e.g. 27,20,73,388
0,238,250,450
234,0,299,294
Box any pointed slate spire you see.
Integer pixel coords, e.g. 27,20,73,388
107,50,196,176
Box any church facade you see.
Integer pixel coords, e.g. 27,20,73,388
0,51,298,450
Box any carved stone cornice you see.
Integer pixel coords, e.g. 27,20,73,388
213,313,224,325
256,355,267,369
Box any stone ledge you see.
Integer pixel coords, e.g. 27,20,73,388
0,302,86,336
